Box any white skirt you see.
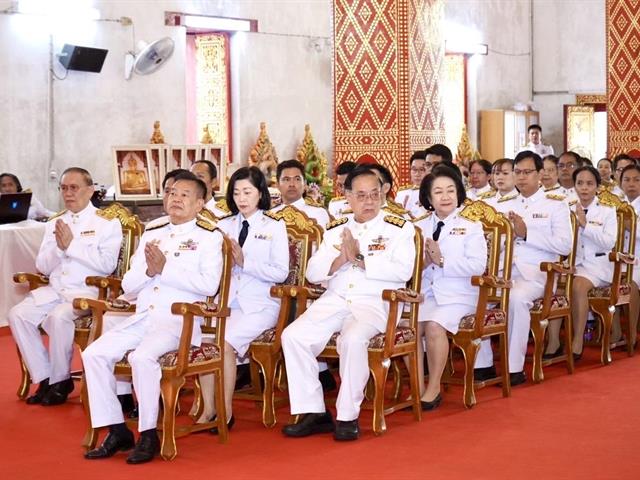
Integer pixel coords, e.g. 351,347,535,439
419,296,476,334
575,266,610,288
225,304,280,358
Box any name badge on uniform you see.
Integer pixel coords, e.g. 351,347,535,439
588,220,603,226
80,230,96,237
532,213,549,219
178,239,198,250
449,227,466,235
255,233,272,241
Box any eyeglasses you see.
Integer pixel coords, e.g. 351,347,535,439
558,163,576,170
410,167,427,174
513,169,537,176
348,189,381,202
58,184,86,193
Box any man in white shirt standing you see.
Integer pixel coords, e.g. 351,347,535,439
518,124,554,157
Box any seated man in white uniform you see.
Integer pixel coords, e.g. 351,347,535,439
556,151,583,204
466,159,494,200
517,124,554,157
82,175,224,464
281,166,416,441
190,160,228,218
328,161,357,218
396,150,430,218
8,167,122,406
612,154,636,200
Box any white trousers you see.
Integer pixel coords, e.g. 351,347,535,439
81,317,179,431
103,312,135,396
8,295,79,384
282,293,382,422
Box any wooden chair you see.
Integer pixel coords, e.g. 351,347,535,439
442,201,513,408
75,234,233,461
528,212,578,383
13,203,143,399
235,206,323,427
587,191,636,365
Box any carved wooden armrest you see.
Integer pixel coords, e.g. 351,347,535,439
382,288,424,303
171,301,230,319
539,262,576,275
73,297,135,314
471,275,513,289
85,276,123,296
270,285,325,300
610,251,635,264
13,272,49,290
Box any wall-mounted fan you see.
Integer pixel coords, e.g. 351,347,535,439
124,37,175,80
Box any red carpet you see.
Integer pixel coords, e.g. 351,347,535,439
1,327,639,479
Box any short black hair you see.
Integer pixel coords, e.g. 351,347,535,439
528,124,542,133
559,151,583,166
162,168,190,189
276,159,305,180
344,165,382,191
365,163,393,188
514,150,543,171
620,163,640,181
226,166,271,214
0,173,22,192
192,160,217,180
61,167,93,186
410,150,427,165
542,154,558,165
419,164,467,211
425,144,453,163
470,159,492,175
581,157,593,167
336,161,357,176
613,153,636,171
172,171,207,199
572,165,601,186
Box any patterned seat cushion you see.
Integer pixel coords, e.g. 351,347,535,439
252,328,277,345
73,315,93,329
325,325,415,349
116,342,221,368
530,294,569,313
589,283,632,298
458,308,506,331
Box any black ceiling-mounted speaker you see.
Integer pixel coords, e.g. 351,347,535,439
58,44,108,73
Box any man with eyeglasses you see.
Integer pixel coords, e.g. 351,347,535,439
518,124,554,157
280,166,416,441
396,150,430,218
466,159,494,200
8,167,123,406
481,151,572,386
612,154,636,200
556,151,582,205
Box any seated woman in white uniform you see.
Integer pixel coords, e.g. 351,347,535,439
0,172,55,220
198,166,289,431
413,165,487,410
545,166,618,360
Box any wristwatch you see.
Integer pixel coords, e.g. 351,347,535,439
438,256,444,268
355,253,364,262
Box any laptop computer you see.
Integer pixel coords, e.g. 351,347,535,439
0,192,32,224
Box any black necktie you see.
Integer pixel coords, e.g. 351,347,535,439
583,208,588,215
433,221,445,241
238,220,249,247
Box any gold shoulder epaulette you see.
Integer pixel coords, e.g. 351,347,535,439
412,211,432,223
263,210,283,221
341,208,354,215
546,193,566,201
304,196,324,208
569,199,578,206
384,200,409,217
384,215,406,227
478,190,497,200
329,196,345,203
47,209,67,221
196,218,216,232
146,220,169,231
544,185,560,192
215,198,230,213
198,208,217,223
597,189,623,208
326,217,348,230
497,193,518,203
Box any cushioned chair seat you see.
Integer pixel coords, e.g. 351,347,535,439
589,283,631,298
530,294,569,313
73,315,93,329
458,308,506,331
324,325,416,349
116,342,221,368
252,328,277,345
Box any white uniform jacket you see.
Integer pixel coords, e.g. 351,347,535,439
414,208,487,307
271,196,331,228
32,204,122,306
306,211,416,331
483,189,520,214
518,142,554,157
328,196,350,218
205,197,231,219
511,188,573,282
395,186,427,219
466,184,494,201
572,199,617,285
28,195,55,220
217,210,289,314
116,218,224,346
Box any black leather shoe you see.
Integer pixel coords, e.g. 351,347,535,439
41,378,74,406
209,415,235,435
235,364,251,390
282,411,335,437
334,419,360,441
26,379,50,405
126,433,160,464
542,344,564,360
319,369,337,392
509,371,527,386
474,366,496,382
85,430,135,459
420,393,442,411
118,394,136,416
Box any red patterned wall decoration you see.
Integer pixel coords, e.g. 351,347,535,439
607,0,640,157
333,0,445,186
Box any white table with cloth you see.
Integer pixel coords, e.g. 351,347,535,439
0,220,46,327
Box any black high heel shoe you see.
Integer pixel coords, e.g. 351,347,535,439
542,344,564,360
420,393,442,411
209,415,235,435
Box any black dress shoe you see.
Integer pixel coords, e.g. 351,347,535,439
26,379,50,405
334,419,360,441
319,369,337,392
542,344,564,360
126,432,160,464
420,393,442,411
85,430,135,459
209,415,235,435
235,364,252,390
509,371,527,386
474,366,497,382
41,378,74,406
118,394,136,416
282,411,335,437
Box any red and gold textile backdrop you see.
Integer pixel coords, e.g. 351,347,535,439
607,0,640,157
333,0,444,186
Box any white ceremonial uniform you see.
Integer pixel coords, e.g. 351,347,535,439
395,186,427,219
466,184,494,201
205,197,231,219
271,196,331,227
518,142,554,157
82,218,224,431
572,199,617,287
629,197,640,285
27,195,55,220
282,211,415,421
609,183,627,201
483,189,520,214
328,196,350,218
8,204,122,384
557,185,579,206
217,210,289,357
414,208,487,333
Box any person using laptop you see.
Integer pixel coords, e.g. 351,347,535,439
8,167,123,406
1,172,55,220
